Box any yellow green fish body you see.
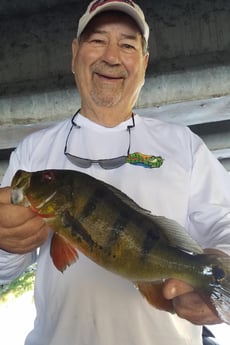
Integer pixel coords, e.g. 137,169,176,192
11,169,230,323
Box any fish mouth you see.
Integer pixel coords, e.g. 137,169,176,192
11,188,57,218
27,191,57,218
11,188,30,206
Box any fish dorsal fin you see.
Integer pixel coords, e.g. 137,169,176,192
103,182,152,215
150,215,203,254
95,177,203,254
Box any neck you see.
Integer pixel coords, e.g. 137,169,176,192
79,105,133,127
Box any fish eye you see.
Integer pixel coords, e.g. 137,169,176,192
42,171,55,182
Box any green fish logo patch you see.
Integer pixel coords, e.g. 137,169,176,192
127,152,164,168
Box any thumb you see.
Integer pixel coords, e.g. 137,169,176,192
0,187,12,204
163,279,194,299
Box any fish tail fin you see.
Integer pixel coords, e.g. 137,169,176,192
136,281,174,313
210,256,230,324
50,233,79,273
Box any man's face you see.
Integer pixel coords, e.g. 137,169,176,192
72,12,149,114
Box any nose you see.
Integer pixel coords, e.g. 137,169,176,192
102,42,121,65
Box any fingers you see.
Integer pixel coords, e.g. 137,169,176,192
1,203,39,228
0,187,11,204
163,279,222,325
172,291,222,325
0,197,49,253
163,279,194,299
1,215,49,253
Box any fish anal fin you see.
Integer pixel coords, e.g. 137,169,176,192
136,281,174,313
50,233,79,273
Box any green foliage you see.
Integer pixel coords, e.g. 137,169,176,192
0,269,35,303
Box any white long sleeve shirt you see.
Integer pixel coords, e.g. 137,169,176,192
1,114,230,345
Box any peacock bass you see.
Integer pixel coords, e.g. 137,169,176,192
11,169,230,323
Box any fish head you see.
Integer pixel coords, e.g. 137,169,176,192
11,169,73,218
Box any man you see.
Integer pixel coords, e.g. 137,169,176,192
0,1,230,344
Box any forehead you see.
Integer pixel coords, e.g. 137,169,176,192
82,11,142,37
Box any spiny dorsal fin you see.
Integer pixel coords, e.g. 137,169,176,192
103,182,152,215
94,176,203,254
149,215,203,254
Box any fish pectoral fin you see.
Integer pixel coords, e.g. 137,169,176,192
136,281,174,313
50,233,79,273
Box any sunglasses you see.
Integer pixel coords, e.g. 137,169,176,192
64,110,135,169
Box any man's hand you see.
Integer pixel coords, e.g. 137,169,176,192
0,187,49,253
162,249,226,325
162,279,222,325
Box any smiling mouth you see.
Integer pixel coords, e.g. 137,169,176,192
95,72,123,80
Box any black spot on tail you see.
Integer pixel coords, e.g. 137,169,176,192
213,265,225,283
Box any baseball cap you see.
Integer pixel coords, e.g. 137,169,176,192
77,0,149,44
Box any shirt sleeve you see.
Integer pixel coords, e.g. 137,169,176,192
188,132,230,255
0,250,37,285
0,145,37,284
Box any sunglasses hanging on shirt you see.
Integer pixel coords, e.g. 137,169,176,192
64,110,164,169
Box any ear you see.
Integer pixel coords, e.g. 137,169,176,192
71,38,79,73
144,52,149,72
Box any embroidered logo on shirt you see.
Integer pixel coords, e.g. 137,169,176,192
127,152,164,168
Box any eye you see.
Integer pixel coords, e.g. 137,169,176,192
89,38,106,47
91,39,103,43
86,33,106,46
42,171,55,182
122,44,135,49
120,41,137,52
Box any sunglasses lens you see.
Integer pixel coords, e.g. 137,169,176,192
64,113,135,169
99,156,127,169
65,153,127,169
65,153,92,168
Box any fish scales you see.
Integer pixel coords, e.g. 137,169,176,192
69,177,167,278
11,169,230,324
9,169,219,281
64,173,159,270
74,182,131,250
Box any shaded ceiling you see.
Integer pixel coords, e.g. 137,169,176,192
0,0,230,176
